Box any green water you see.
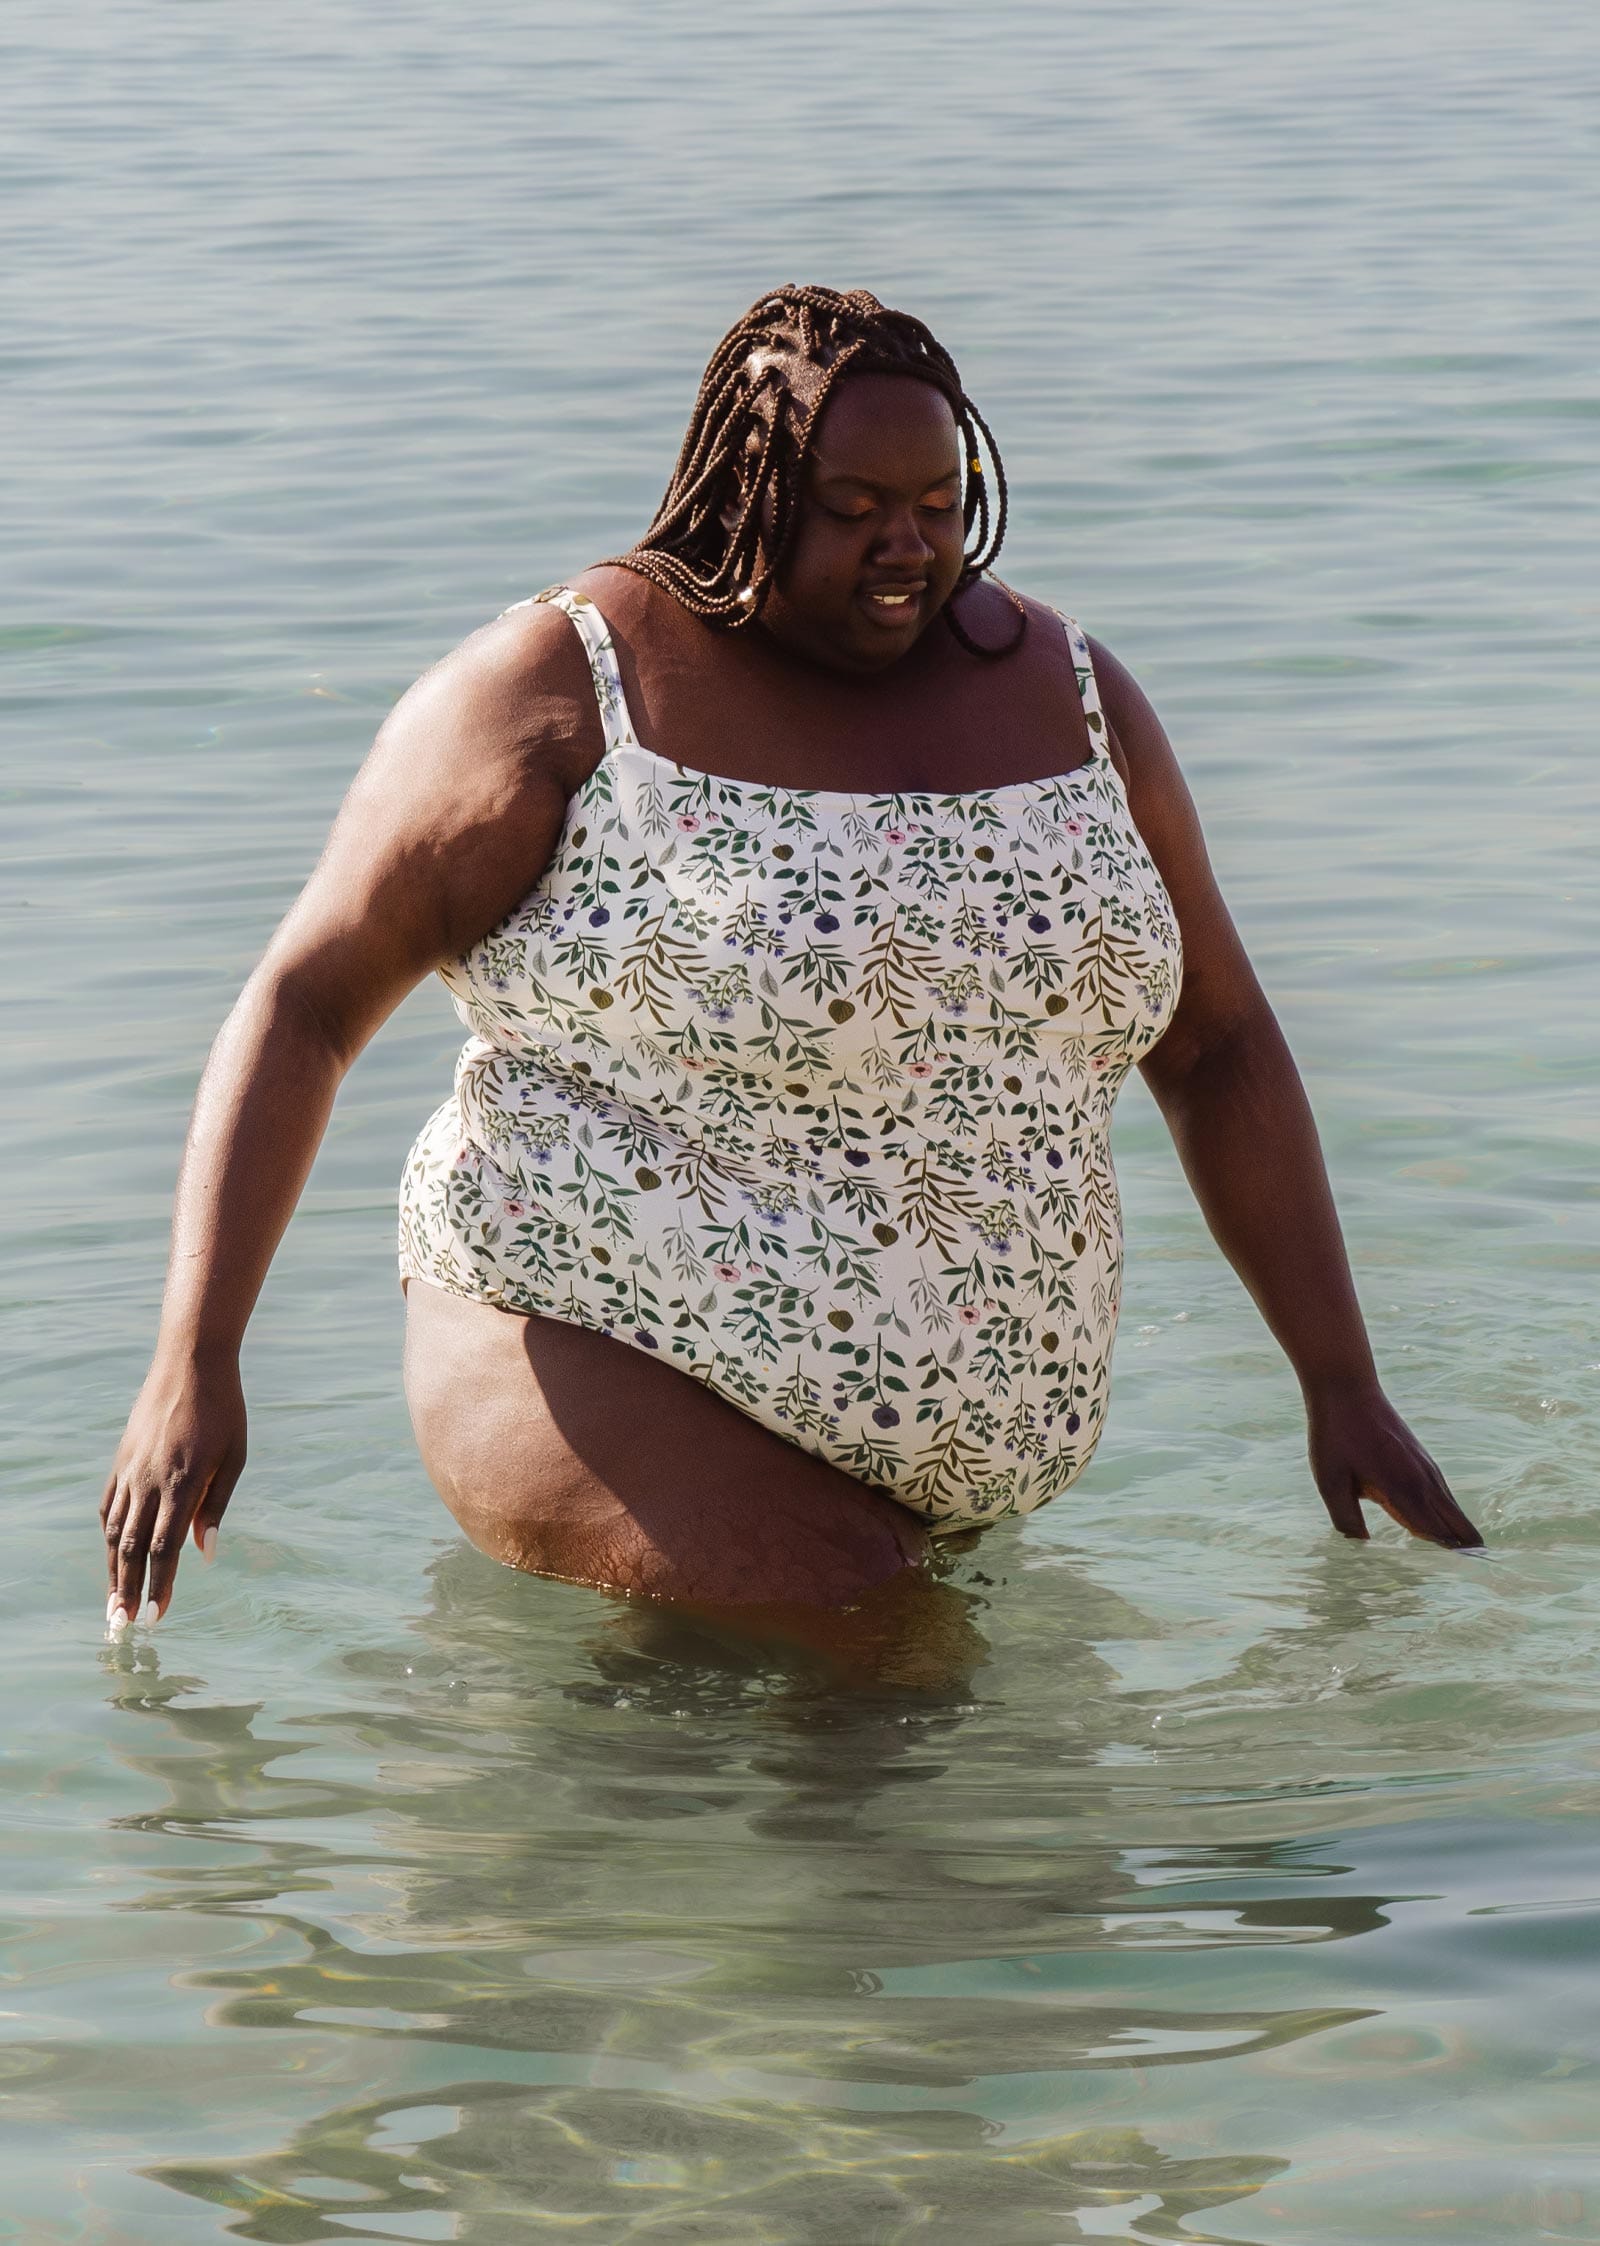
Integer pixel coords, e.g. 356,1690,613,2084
5,2,1599,2238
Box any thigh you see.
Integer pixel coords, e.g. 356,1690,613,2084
402,1279,927,1607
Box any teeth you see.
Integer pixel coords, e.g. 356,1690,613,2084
872,593,911,606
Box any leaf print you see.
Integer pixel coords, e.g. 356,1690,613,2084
1069,907,1146,1026
905,1404,995,1506
781,941,851,1002
897,1151,984,1259
398,589,1183,1530
860,909,945,1028
821,1173,890,1227
966,1468,1020,1516
748,998,835,1076
664,1142,734,1222
975,1134,1032,1195
689,962,753,1020
928,962,981,1014
615,911,710,1027
794,1212,880,1301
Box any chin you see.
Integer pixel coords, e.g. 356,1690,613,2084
763,591,944,675
833,606,944,676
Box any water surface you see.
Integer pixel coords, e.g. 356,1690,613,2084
4,2,1598,2238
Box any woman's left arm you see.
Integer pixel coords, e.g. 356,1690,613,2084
1089,636,1482,1549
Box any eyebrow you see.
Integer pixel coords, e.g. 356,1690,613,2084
810,463,961,492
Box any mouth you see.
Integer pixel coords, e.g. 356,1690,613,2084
858,582,926,627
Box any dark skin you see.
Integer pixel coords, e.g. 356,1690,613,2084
100,373,1481,1632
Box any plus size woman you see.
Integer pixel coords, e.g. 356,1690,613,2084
101,285,1482,1630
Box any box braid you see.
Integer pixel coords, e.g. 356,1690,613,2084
608,285,1023,658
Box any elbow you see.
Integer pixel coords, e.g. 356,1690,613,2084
239,962,364,1075
1141,997,1285,1108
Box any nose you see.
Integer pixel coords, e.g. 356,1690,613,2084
871,503,936,571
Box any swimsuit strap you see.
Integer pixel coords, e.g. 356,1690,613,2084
530,584,644,755
1050,607,1111,762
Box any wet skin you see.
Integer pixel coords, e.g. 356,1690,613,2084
100,372,1483,1634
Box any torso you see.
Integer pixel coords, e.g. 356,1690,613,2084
400,579,1182,1533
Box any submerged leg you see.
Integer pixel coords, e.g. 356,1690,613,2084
403,1279,928,1609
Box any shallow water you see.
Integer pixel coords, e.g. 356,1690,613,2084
4,1,1599,2238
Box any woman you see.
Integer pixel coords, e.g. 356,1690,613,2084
101,285,1482,1630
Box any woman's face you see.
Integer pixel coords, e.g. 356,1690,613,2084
757,372,968,676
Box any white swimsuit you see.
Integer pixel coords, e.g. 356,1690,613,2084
400,587,1182,1528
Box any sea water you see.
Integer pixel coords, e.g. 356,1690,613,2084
3,1,1598,2237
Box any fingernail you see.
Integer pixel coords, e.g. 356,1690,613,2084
108,1605,129,1634
141,1599,160,1627
200,1527,217,1564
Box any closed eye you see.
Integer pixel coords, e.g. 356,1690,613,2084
820,493,959,521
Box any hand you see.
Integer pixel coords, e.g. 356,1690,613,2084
100,1353,247,1628
1306,1383,1482,1549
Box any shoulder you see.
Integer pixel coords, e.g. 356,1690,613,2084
1074,627,1218,889
986,592,1197,846
1076,628,1185,801
1080,630,1159,738
377,593,605,794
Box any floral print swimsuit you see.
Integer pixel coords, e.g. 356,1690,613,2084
400,587,1182,1529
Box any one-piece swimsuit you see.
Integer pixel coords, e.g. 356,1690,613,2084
400,586,1183,1529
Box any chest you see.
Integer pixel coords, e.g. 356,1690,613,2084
604,599,1096,796
453,748,1183,1096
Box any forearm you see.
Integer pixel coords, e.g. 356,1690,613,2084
1143,1012,1378,1402
156,972,350,1364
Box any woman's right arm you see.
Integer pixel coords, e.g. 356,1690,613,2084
101,601,598,1628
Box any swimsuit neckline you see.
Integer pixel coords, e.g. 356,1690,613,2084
602,729,1103,808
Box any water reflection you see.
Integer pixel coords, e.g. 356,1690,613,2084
88,1539,1487,2240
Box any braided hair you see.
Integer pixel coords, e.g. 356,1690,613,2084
608,285,1021,659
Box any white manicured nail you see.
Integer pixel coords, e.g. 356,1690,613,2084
141,1599,160,1626
200,1527,217,1564
108,1605,129,1634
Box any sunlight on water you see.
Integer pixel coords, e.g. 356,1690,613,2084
3,1,1598,2238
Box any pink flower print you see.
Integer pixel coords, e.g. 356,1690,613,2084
455,1145,471,1165
745,1263,763,1280
1089,1053,1112,1074
680,1054,707,1072
504,1199,525,1218
675,813,702,833
1063,815,1086,837
906,1061,935,1080
713,1261,742,1283
884,827,908,846
957,1304,981,1326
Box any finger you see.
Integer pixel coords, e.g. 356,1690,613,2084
1417,1463,1484,1549
103,1484,130,1602
1420,1455,1483,1545
191,1445,245,1565
1362,1473,1481,1551
1394,1440,1482,1547
1314,1462,1369,1541
144,1489,196,1619
114,1490,157,1622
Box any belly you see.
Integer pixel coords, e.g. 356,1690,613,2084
401,1095,1123,1528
